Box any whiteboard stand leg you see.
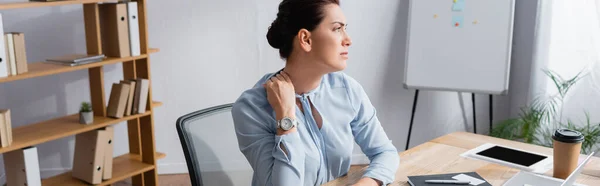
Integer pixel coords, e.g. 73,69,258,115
405,89,419,150
472,93,477,134
489,94,493,135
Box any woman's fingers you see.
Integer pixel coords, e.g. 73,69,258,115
275,74,285,82
280,71,292,83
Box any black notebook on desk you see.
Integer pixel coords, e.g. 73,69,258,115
407,172,491,186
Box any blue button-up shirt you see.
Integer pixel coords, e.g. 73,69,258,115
232,71,400,186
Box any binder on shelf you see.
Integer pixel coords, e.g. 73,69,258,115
0,109,7,147
132,78,149,114
127,1,141,56
5,33,16,75
11,32,28,74
0,13,9,78
72,129,109,184
100,2,131,58
2,35,10,77
4,109,12,145
102,126,114,180
4,146,41,186
120,80,136,116
1,32,28,75
0,109,13,147
107,82,130,118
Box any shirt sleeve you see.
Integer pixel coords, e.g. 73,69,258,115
345,74,400,185
231,97,306,186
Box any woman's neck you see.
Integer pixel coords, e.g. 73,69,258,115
283,58,324,95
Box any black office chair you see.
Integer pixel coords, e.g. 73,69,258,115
176,103,236,186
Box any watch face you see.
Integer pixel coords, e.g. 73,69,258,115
281,118,294,130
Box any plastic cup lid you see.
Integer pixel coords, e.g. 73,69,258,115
553,129,584,143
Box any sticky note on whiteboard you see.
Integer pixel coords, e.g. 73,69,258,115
452,0,466,11
452,15,464,28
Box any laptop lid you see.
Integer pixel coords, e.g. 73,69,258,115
561,151,595,186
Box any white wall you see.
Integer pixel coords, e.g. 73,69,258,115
0,0,540,182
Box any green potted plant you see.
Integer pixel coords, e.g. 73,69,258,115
491,68,600,154
79,102,93,124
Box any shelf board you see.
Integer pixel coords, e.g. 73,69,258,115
41,152,160,186
157,152,166,160
0,0,117,10
148,48,160,53
0,48,159,84
0,102,163,154
152,101,163,108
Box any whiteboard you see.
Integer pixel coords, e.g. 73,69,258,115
403,0,515,95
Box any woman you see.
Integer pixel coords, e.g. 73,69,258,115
231,0,399,185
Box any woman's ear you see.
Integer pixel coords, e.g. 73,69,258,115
297,29,312,52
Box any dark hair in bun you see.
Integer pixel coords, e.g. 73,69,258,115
267,0,340,59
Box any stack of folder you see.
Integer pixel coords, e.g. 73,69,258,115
0,109,13,148
0,31,29,78
45,54,106,66
99,1,141,58
107,78,150,118
72,126,114,184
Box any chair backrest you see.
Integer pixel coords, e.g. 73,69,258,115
176,103,243,186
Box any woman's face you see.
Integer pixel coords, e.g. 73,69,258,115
308,4,352,72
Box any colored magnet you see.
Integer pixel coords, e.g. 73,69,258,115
452,15,464,28
434,14,438,18
452,0,466,11
473,20,478,24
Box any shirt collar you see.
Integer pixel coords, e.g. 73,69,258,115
266,68,324,99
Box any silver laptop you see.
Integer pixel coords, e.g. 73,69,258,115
502,151,595,186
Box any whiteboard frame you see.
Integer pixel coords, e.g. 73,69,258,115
402,0,516,95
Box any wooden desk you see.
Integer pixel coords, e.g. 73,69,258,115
323,132,600,186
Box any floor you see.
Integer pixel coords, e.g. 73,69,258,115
114,170,254,186
115,174,192,186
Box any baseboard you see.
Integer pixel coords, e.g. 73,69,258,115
158,162,189,174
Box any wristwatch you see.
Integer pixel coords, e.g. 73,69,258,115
277,117,298,131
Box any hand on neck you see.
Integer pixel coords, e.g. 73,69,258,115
283,58,325,95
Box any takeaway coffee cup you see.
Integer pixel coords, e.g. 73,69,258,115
553,129,585,179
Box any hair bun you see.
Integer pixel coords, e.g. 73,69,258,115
266,0,340,59
267,18,285,49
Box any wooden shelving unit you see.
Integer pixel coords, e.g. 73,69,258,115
0,0,163,185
